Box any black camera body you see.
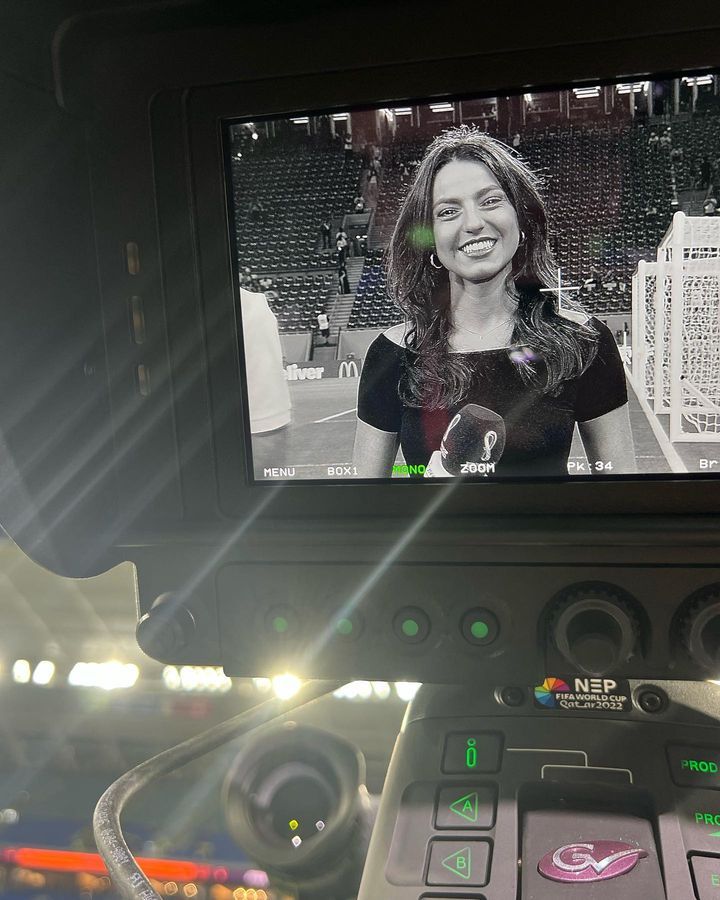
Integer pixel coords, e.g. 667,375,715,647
2,1,720,684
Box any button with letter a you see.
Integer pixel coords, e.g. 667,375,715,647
435,785,497,829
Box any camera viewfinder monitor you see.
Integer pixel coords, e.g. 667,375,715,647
225,71,720,485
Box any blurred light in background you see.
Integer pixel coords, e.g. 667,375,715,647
271,674,302,700
68,661,139,690
162,666,233,693
31,660,55,686
394,682,422,702
334,681,373,700
5,662,422,702
333,681,420,701
12,660,31,684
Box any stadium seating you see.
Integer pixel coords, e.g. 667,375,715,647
231,140,363,333
253,272,337,334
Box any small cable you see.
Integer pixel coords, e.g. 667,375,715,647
94,680,340,900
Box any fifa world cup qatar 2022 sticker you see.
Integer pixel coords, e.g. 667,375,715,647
534,676,632,712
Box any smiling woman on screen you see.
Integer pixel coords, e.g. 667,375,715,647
352,126,636,479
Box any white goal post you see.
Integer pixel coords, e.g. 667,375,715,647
632,211,720,442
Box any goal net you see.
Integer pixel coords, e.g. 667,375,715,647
632,212,720,442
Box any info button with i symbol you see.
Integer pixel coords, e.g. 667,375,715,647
442,732,503,774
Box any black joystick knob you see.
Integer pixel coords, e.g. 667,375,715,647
681,587,720,671
551,588,638,676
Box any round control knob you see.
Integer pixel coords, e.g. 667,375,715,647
136,593,196,660
550,587,639,676
681,586,720,671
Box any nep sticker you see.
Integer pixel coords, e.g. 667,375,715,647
534,675,631,712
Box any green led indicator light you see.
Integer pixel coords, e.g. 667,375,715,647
273,616,289,633
470,620,489,640
337,618,353,636
466,737,478,769
402,618,420,638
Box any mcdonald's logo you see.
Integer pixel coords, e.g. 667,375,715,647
338,360,359,378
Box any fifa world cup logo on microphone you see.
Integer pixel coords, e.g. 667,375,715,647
437,404,507,476
481,430,498,462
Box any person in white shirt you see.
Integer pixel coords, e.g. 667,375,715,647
239,288,291,433
317,311,330,344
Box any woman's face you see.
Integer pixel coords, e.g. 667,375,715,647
431,158,520,285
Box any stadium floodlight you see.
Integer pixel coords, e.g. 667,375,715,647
573,86,601,98
31,660,55,686
394,681,422,702
162,665,181,690
175,665,233,693
333,680,373,700
68,661,139,690
682,75,714,86
617,81,648,94
12,659,31,684
271,673,302,699
333,681,393,700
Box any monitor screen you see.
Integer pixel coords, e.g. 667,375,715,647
225,71,720,484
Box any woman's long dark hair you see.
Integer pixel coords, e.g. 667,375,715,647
386,126,598,408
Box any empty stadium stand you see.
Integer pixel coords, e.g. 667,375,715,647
230,139,364,336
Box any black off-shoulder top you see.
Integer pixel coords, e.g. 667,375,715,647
356,318,628,477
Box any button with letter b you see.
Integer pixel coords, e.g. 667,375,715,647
426,839,491,886
442,732,503,774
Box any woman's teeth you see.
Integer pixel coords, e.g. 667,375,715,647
459,239,496,256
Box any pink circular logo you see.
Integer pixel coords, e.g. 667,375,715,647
538,841,648,883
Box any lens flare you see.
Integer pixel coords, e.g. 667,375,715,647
408,224,435,250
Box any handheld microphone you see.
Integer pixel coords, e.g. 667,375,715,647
430,403,506,476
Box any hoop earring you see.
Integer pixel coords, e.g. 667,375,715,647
429,252,443,269
518,230,526,245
